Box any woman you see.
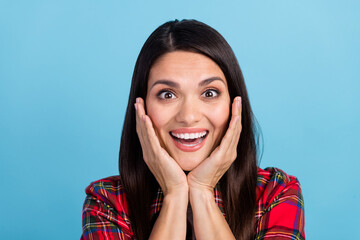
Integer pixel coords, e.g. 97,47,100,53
81,19,305,240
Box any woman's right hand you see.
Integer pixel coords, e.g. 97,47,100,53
135,97,188,196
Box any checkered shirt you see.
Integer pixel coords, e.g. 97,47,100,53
81,167,305,239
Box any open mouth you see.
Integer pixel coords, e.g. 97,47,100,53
170,130,208,147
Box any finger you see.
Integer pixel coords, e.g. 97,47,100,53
143,114,163,154
228,97,242,150
232,96,242,117
217,118,238,157
135,98,153,160
136,98,154,148
222,120,240,158
135,98,146,141
135,97,146,122
135,98,163,154
218,97,241,153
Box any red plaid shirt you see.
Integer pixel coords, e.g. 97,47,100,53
81,167,305,239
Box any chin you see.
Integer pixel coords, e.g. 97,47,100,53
179,164,196,172
174,155,205,171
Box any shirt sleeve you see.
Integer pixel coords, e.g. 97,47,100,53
81,178,134,240
255,169,305,240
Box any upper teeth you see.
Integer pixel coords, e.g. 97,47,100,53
171,131,207,140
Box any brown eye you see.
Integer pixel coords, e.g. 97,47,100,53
202,89,219,98
158,90,176,100
205,91,213,97
164,92,173,99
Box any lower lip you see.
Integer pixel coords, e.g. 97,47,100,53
171,134,208,152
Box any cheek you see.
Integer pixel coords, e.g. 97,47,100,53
146,102,171,132
207,103,230,131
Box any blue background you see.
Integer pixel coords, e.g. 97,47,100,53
1,0,359,239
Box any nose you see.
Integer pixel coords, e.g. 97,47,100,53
175,98,202,125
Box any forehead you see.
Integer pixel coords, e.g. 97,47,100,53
148,51,227,87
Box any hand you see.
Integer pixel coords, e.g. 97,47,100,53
187,97,242,193
135,97,188,196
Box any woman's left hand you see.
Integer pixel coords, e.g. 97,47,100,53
187,96,242,193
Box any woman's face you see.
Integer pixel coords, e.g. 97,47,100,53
146,51,230,171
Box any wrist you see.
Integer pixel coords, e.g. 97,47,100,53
163,188,189,212
163,182,188,196
189,186,214,205
164,185,188,201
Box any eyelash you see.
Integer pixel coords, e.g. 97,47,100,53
156,88,220,100
201,89,220,98
157,89,176,100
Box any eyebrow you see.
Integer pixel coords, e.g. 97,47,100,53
150,76,226,90
150,80,180,90
199,76,226,87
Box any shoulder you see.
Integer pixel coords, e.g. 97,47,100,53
81,176,134,239
255,167,305,239
84,175,130,215
257,167,301,191
256,167,303,207
85,175,122,195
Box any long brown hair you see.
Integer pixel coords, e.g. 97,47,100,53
119,19,259,240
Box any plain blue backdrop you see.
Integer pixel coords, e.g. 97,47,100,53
1,0,359,239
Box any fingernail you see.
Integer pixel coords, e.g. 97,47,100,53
136,98,140,103
237,97,241,108
134,103,138,110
